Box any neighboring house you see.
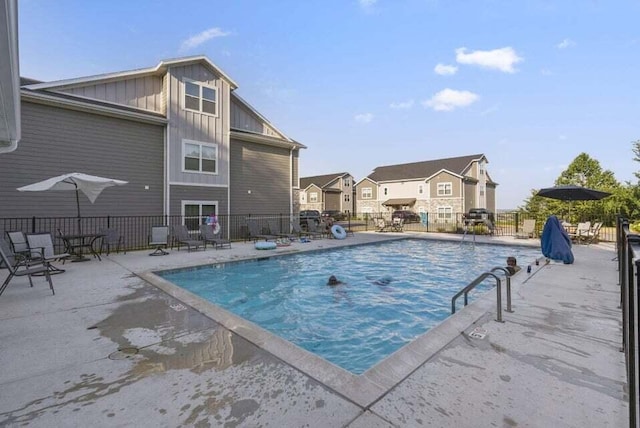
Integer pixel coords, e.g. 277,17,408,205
355,154,497,221
299,172,354,213
0,56,304,224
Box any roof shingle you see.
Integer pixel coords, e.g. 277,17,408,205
367,154,486,182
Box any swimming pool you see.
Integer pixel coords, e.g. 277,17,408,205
158,239,541,374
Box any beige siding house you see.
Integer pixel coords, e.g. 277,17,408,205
355,154,497,221
0,56,304,225
299,173,354,214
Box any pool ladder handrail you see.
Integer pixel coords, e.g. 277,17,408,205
451,266,514,323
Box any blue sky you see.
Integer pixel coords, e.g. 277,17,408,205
18,0,640,208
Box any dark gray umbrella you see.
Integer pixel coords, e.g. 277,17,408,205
536,185,611,201
537,185,611,222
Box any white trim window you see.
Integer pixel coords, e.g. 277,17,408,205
182,200,218,232
344,194,350,202
343,178,350,187
309,192,318,203
437,206,453,220
300,192,306,203
418,184,424,194
184,79,218,116
480,185,485,196
183,139,218,174
384,187,388,196
437,182,452,196
361,187,372,199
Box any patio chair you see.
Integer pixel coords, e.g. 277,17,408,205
569,221,591,243
375,218,389,232
199,224,231,250
246,219,278,241
172,225,205,252
99,227,125,255
515,219,536,239
0,237,54,297
391,217,404,232
6,231,30,258
26,232,69,274
577,222,602,245
149,226,170,256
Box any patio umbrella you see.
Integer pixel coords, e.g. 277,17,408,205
536,185,611,201
17,172,128,234
536,185,611,221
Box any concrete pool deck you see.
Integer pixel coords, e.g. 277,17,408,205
0,232,628,427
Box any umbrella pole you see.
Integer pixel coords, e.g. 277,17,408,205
75,186,82,235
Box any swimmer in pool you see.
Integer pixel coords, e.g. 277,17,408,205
327,275,343,286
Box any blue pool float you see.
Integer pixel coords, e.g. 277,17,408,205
255,241,277,250
331,224,347,240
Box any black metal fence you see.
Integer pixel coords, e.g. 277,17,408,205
617,217,640,427
0,210,620,254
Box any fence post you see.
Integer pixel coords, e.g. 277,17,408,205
31,216,36,233
515,212,520,235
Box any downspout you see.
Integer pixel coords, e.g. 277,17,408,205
289,147,294,220
164,76,171,218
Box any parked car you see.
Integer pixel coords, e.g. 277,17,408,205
465,208,495,223
321,210,345,221
392,210,421,223
299,210,321,229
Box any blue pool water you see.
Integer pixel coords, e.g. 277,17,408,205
159,239,541,374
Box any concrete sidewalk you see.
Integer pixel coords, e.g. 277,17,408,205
0,233,628,427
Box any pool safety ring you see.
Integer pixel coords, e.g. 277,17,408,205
255,241,277,250
212,223,221,235
331,224,347,240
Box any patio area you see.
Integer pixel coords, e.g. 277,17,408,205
0,232,628,427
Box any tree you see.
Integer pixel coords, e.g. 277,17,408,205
520,153,620,223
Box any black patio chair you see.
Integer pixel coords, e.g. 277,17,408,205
0,237,54,296
172,225,205,252
149,226,169,256
199,224,231,250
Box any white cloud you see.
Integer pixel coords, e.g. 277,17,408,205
358,0,377,10
180,27,230,52
556,38,576,49
434,63,458,76
355,113,374,123
455,47,523,73
390,100,414,109
422,88,479,112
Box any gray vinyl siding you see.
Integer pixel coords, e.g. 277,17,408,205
230,98,284,139
325,193,340,211
59,76,165,113
167,64,231,186
356,178,378,201
229,139,291,215
464,182,476,212
0,101,164,218
168,185,228,217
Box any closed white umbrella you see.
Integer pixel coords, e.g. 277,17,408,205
17,172,128,233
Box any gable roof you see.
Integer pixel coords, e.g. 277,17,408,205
367,154,486,182
22,56,238,91
300,172,350,190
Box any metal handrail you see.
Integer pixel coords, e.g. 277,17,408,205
490,267,514,313
451,271,504,322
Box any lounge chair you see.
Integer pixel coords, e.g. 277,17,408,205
149,226,170,256
99,227,125,255
306,220,326,239
569,221,591,243
0,237,54,297
290,222,311,239
26,232,69,274
515,219,536,239
267,219,297,240
172,225,205,252
199,224,231,250
246,219,278,241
